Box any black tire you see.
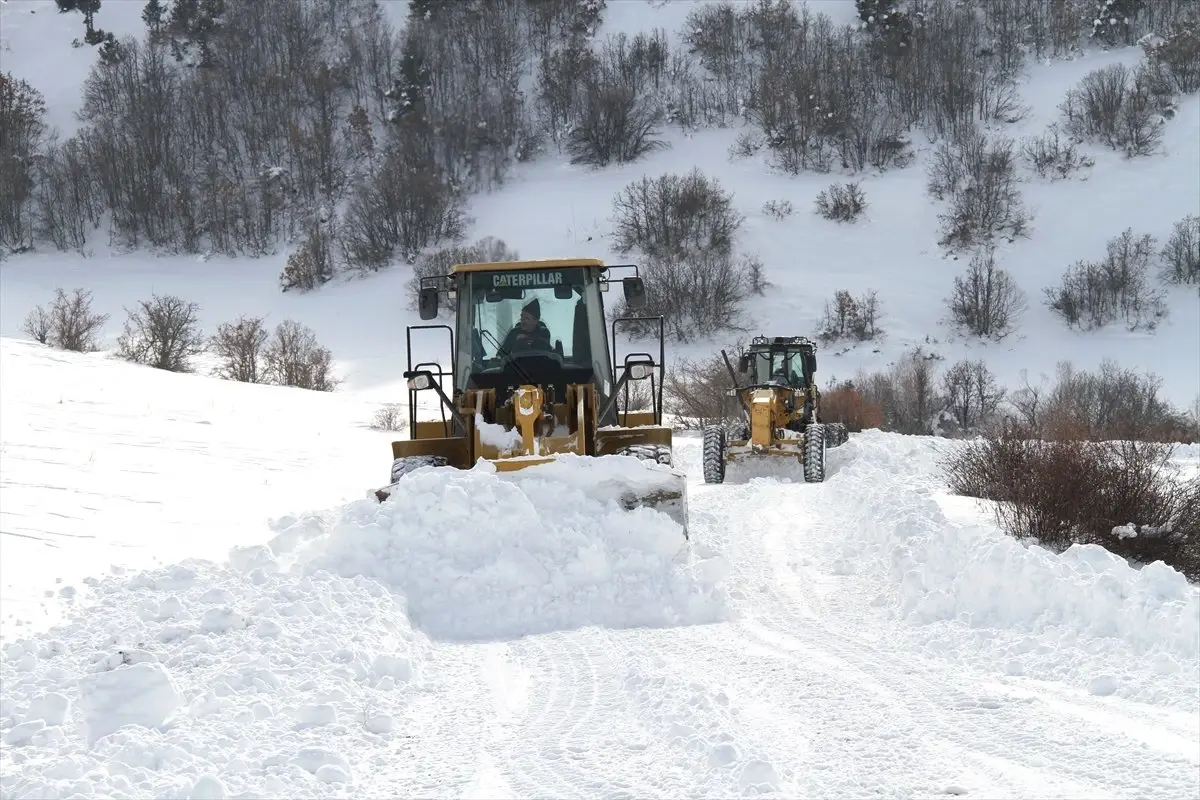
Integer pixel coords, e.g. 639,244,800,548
614,443,674,466
702,424,727,484
390,455,448,483
803,423,826,483
826,422,849,447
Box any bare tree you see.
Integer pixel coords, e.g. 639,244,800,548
1160,214,1199,285
22,287,110,352
814,182,867,223
941,359,1006,434
0,73,48,254
818,289,883,343
947,247,1027,340
1059,63,1165,158
210,314,269,383
263,319,338,391
1045,227,1168,331
116,294,206,372
610,169,743,259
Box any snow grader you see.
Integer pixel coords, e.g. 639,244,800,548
702,335,848,484
373,257,689,536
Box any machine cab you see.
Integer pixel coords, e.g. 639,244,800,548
416,258,650,420
739,336,817,390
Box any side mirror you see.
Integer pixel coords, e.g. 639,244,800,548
622,276,646,309
628,362,653,381
404,370,435,390
418,287,439,320
737,355,750,374
804,353,816,376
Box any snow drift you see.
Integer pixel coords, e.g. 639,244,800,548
270,457,731,642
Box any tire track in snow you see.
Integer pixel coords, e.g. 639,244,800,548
730,460,1199,799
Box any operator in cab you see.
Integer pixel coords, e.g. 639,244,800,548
503,298,552,352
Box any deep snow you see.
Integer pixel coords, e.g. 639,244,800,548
2,341,1198,799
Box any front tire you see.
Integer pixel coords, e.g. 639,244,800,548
702,425,727,484
803,423,826,483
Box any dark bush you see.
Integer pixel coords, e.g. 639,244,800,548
610,169,742,259
927,130,1029,251
1059,63,1164,157
941,423,1199,581
820,380,885,432
262,319,337,392
116,293,206,372
818,289,882,343
210,314,269,383
1044,227,1167,331
1160,214,1199,285
814,182,867,223
22,287,109,352
1020,124,1094,180
947,247,1026,340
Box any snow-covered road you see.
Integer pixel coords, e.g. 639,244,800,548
2,341,1198,799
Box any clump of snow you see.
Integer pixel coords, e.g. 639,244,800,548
272,457,729,641
800,431,1200,704
77,661,182,746
474,412,522,452
0,558,429,798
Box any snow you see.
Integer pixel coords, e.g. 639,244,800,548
2,1,1199,796
3,341,1199,798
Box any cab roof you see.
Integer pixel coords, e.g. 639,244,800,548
450,258,605,274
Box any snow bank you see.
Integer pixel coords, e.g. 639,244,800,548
817,432,1200,668
271,456,730,642
0,558,426,799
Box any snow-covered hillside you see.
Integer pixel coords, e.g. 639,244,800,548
0,0,1197,410
1,341,1198,798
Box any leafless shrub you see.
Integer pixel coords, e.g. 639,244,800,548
280,224,335,293
1020,124,1094,180
339,143,467,273
565,63,667,165
1044,227,1167,330
22,287,109,352
622,250,756,342
370,403,407,432
762,199,794,220
1060,63,1165,157
115,294,206,372
814,182,867,223
941,424,1199,581
610,169,743,259
663,349,741,430
262,319,338,392
408,236,520,312
1160,214,1199,285
1141,16,1200,94
947,247,1026,340
928,130,1030,251
819,380,885,432
818,289,882,343
853,346,944,435
1011,360,1197,444
940,359,1006,436
210,314,269,383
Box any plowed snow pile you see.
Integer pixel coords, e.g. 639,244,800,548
271,457,729,641
0,464,727,799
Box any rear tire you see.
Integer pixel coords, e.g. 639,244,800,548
702,425,727,484
826,422,849,447
614,444,674,467
803,423,826,483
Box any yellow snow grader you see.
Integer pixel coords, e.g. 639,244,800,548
702,335,848,484
373,257,688,536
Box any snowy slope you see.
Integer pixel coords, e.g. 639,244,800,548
2,344,1199,798
1,0,1197,410
0,338,397,638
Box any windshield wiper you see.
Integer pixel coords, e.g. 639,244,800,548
481,329,538,386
